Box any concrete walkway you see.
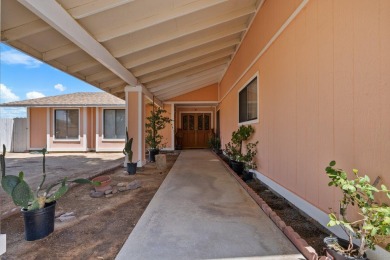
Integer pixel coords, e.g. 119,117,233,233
1,152,124,219
116,150,303,260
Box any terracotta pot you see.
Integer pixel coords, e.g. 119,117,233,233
92,175,112,192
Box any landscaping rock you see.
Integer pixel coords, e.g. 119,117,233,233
155,154,167,171
90,190,104,198
105,189,113,195
117,182,128,187
105,194,113,198
127,180,141,190
118,186,128,192
57,212,76,222
112,186,118,194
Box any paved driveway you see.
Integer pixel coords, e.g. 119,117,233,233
1,152,124,219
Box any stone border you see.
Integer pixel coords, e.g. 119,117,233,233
212,152,322,260
1,162,123,221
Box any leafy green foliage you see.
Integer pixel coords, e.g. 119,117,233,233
0,146,99,211
224,125,259,169
325,161,390,257
145,105,172,149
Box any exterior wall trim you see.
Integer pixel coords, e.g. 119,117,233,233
219,0,309,103
237,71,260,126
252,169,389,259
46,108,50,150
52,107,81,142
27,107,31,150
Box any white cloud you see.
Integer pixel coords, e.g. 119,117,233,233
0,84,20,103
0,49,42,68
26,91,45,99
54,83,66,92
0,107,27,118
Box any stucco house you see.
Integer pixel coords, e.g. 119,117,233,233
1,0,389,258
1,92,126,152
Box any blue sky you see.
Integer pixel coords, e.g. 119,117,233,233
0,43,102,118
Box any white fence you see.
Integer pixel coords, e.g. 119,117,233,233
0,118,28,152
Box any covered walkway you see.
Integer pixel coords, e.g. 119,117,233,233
116,150,303,259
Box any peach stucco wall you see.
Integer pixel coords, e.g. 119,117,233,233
145,102,173,150
29,107,47,149
29,106,124,151
167,84,218,102
218,0,390,215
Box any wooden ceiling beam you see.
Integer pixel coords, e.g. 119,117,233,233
96,0,228,42
133,40,238,77
111,6,255,57
122,25,245,67
67,0,134,19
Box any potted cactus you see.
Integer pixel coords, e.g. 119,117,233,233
123,128,137,174
323,161,390,259
0,145,99,241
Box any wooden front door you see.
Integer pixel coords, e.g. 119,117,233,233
181,113,212,148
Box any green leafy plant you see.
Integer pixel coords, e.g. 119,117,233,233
1,145,100,211
123,128,134,162
208,136,221,151
224,125,258,167
325,161,390,257
145,105,172,150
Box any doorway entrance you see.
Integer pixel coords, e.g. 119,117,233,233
181,113,212,148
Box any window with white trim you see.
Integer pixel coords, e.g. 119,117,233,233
55,109,79,139
239,77,258,123
103,109,125,139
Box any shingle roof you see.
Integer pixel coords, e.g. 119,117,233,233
0,92,125,107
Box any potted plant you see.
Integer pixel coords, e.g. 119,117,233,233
242,147,258,182
323,161,390,259
145,104,171,162
208,135,221,154
0,145,100,241
123,128,137,174
225,125,258,175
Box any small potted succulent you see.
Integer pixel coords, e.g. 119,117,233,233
123,128,137,174
145,104,171,162
324,161,390,259
0,145,100,241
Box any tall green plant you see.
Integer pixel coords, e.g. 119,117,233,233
224,125,258,167
145,105,171,150
123,128,134,162
0,145,99,211
325,161,390,257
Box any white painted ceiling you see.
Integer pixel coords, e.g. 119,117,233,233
1,0,262,103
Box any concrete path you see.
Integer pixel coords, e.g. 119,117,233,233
1,152,124,219
116,150,303,260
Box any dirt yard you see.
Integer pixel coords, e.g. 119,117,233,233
1,153,179,260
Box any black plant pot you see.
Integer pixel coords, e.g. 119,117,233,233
149,149,159,162
22,201,56,241
231,160,244,175
242,170,253,181
324,237,367,260
127,162,137,175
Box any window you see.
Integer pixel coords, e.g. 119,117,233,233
104,109,125,139
55,109,79,139
239,77,258,123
